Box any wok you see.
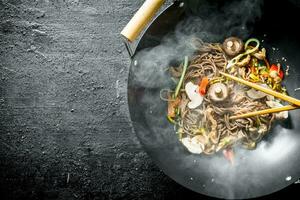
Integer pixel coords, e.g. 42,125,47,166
121,0,300,199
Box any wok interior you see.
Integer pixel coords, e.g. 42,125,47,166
128,0,300,198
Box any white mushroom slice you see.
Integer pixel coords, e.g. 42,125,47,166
246,84,270,100
246,84,269,99
266,100,289,119
181,135,205,154
266,100,280,108
276,111,289,119
246,89,267,99
266,95,275,101
185,82,203,109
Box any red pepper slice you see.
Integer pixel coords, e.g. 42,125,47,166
198,77,209,96
270,64,284,79
223,148,234,165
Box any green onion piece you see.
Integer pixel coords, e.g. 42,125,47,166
255,116,261,126
174,56,188,99
244,38,260,54
176,107,180,116
167,116,176,124
227,38,260,69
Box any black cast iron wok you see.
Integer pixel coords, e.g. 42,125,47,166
121,0,300,199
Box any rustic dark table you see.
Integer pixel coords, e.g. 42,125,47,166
0,0,299,199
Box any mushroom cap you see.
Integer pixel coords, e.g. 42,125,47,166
208,83,229,102
181,136,204,154
246,84,268,99
223,37,244,57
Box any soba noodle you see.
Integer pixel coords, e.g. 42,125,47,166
162,38,286,155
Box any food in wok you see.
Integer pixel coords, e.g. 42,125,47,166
161,37,289,159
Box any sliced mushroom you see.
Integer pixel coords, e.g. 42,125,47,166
266,95,275,101
275,111,289,119
185,82,203,109
246,89,266,100
181,135,206,154
266,101,289,119
208,83,229,103
223,37,244,57
246,84,269,100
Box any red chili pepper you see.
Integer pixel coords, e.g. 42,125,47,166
269,64,284,79
223,148,234,165
198,77,209,96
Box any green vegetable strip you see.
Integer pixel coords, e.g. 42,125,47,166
174,56,188,98
244,38,260,54
167,116,176,124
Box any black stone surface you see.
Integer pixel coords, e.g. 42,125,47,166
0,0,299,199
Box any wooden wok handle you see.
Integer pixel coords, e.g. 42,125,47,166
121,0,165,42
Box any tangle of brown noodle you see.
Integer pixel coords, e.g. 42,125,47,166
171,41,274,154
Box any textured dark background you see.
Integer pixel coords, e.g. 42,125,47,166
0,0,299,200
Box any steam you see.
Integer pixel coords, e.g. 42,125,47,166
129,0,300,199
132,0,263,88
249,127,297,164
179,0,263,41
133,34,196,88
